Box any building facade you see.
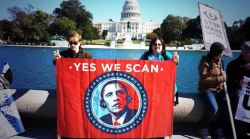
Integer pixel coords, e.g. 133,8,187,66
94,0,160,40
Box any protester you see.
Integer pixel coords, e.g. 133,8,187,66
54,31,92,139
140,37,179,139
53,31,92,64
140,37,179,94
140,37,179,63
198,42,227,139
226,41,250,138
0,60,12,89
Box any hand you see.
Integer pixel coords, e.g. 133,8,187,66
244,63,250,71
53,49,61,60
240,79,244,86
172,52,179,63
240,79,248,86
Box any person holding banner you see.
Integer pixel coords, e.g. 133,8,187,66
140,37,179,94
0,59,12,89
226,41,250,138
140,37,179,139
53,31,92,139
53,31,92,63
198,42,228,139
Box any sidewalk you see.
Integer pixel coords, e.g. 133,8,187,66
10,128,200,139
9,124,236,139
8,123,202,139
2,89,236,139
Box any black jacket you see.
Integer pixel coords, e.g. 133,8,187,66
60,47,92,58
53,47,92,64
226,54,250,95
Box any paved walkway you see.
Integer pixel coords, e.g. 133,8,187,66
9,124,237,139
8,127,201,139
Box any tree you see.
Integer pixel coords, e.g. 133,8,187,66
7,5,36,42
53,0,98,40
226,17,250,50
53,0,91,21
30,10,51,42
146,32,158,40
6,6,52,43
225,22,242,50
83,24,99,41
50,18,76,38
13,10,33,42
0,20,13,41
153,28,162,38
242,17,250,41
182,16,202,43
7,6,23,20
102,30,108,39
161,15,189,43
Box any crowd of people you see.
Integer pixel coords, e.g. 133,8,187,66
52,31,250,139
198,41,250,139
1,30,249,139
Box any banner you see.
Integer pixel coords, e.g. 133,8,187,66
235,76,250,123
198,2,232,56
0,90,25,139
56,59,176,138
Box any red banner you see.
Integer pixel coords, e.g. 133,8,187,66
56,59,176,138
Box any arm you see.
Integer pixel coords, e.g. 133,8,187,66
165,51,179,63
84,51,92,59
53,49,61,65
172,52,179,63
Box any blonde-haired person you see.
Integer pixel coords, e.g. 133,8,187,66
54,32,92,139
53,31,92,63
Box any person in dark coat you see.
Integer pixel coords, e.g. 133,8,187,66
54,31,92,139
226,41,250,138
53,31,92,64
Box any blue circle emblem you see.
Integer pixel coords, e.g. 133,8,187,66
84,71,148,134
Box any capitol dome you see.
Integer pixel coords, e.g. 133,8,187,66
121,0,141,21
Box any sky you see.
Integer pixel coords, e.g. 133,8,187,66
0,0,250,26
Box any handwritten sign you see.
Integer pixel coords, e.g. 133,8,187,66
235,76,250,123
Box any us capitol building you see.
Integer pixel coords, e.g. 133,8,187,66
94,0,160,40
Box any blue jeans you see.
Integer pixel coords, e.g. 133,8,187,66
199,90,227,129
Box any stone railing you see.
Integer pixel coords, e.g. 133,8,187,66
1,89,205,126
